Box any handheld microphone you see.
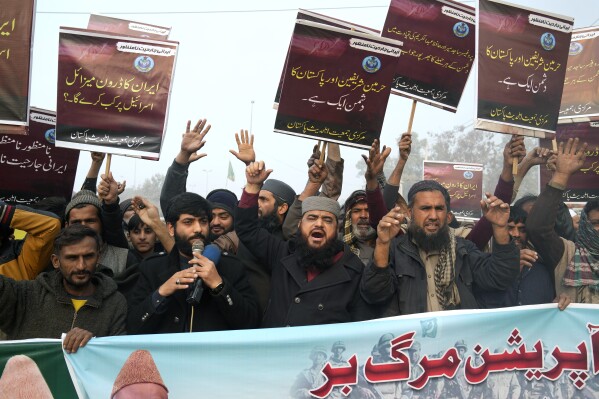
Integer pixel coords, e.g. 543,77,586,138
186,241,221,305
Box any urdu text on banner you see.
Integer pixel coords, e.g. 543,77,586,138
558,26,599,124
0,107,79,204
59,304,599,399
381,0,476,112
55,27,178,159
87,14,171,40
540,122,599,204
274,20,402,149
475,0,573,139
0,0,35,133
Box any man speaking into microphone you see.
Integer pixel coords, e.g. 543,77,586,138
127,192,260,334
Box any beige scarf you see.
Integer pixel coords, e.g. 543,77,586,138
434,228,461,310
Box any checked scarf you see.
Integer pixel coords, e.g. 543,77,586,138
563,210,599,289
434,227,461,309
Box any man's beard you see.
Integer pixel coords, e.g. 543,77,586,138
209,224,234,241
257,210,281,233
175,231,208,257
295,233,344,272
408,222,450,253
352,221,376,241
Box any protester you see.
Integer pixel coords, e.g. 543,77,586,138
65,188,130,276
0,224,126,352
527,138,598,302
127,192,260,334
361,179,520,315
236,160,376,327
0,200,61,280
126,214,159,263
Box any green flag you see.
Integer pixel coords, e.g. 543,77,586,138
227,160,235,182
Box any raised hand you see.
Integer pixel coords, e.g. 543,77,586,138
229,129,255,165
521,146,553,166
245,160,272,190
503,135,526,169
178,118,211,164
363,139,391,181
98,171,119,205
554,138,588,177
481,193,509,227
132,196,161,226
398,133,412,162
376,207,404,245
307,159,328,185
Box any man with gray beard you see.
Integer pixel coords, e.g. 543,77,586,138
361,180,519,315
342,190,378,265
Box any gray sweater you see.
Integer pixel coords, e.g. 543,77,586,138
0,269,127,340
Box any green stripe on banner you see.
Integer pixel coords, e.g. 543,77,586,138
0,340,78,399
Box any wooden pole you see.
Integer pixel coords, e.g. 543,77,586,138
552,138,558,152
105,154,112,176
319,141,327,164
406,100,417,134
512,157,518,176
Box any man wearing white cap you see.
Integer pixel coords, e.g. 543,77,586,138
235,160,376,327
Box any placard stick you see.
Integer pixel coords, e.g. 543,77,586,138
105,154,112,176
552,138,558,152
406,100,417,134
319,141,328,164
512,157,518,176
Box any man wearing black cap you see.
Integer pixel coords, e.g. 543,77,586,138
127,192,260,334
206,188,238,244
361,180,519,315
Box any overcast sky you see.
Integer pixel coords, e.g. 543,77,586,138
31,0,597,201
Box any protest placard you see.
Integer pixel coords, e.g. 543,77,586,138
0,0,35,133
0,108,79,204
274,20,402,149
476,0,573,138
274,9,379,108
559,26,599,123
381,0,476,112
87,14,171,40
540,122,599,204
423,160,483,219
55,27,178,159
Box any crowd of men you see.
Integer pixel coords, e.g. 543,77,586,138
1,117,597,398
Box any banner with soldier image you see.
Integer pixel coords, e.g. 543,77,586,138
559,26,599,123
55,27,178,159
381,0,476,112
540,122,599,204
274,20,402,149
87,15,171,40
0,107,79,204
476,0,573,138
56,304,599,398
423,161,483,220
0,0,35,133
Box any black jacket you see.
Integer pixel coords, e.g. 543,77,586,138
127,249,260,334
361,233,519,315
235,205,378,328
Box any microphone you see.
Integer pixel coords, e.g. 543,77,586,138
186,241,221,305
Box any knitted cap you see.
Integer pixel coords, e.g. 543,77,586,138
262,179,296,206
207,189,238,216
65,190,102,220
302,197,341,219
119,198,133,214
407,180,451,211
111,350,168,398
344,190,367,211
0,355,53,399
